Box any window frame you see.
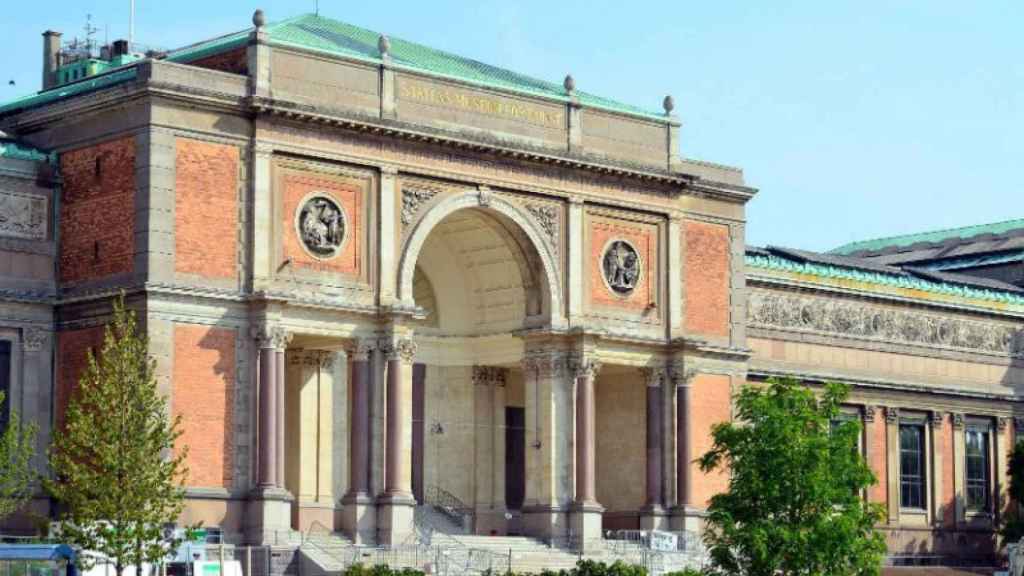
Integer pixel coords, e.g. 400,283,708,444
964,419,994,515
898,419,928,512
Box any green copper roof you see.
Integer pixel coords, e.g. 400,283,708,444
746,251,1024,308
0,139,49,162
0,67,138,116
830,218,1024,256
168,13,667,121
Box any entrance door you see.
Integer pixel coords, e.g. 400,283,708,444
505,407,525,510
412,363,426,504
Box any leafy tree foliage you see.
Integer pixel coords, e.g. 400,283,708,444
697,377,887,576
1000,439,1024,543
0,390,37,520
47,296,189,576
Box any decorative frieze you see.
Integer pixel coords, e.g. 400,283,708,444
288,349,335,369
747,290,1024,356
0,190,47,241
525,203,559,242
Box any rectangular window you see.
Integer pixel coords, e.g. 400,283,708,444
900,424,926,509
0,340,10,433
965,427,990,512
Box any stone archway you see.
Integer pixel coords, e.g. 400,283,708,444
397,190,563,325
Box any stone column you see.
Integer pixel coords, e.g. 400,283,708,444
670,366,699,532
520,348,574,545
474,366,509,535
930,411,945,528
342,341,376,544
275,333,291,489
246,325,293,543
641,368,668,530
570,358,603,551
377,337,417,546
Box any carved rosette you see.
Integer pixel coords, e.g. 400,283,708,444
472,365,509,387
747,290,1024,356
21,327,47,352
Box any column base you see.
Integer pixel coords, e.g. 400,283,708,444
341,492,377,545
639,504,670,531
669,505,706,533
570,501,605,552
246,487,295,545
376,492,417,546
521,503,571,546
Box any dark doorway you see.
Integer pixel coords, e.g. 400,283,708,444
505,406,526,510
412,363,426,504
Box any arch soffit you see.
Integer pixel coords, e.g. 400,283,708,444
397,190,563,322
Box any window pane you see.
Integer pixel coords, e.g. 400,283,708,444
0,341,9,433
965,429,989,511
899,424,925,509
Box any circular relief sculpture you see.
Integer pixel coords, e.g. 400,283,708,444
297,194,346,259
602,239,641,296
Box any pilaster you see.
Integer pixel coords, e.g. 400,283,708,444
342,340,376,544
885,407,900,525
378,166,399,306
376,333,417,546
640,367,668,531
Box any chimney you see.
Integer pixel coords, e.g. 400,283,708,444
112,39,129,58
42,30,62,90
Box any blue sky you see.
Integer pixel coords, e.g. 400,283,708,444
2,1,1020,251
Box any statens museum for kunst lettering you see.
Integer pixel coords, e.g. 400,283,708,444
0,9,1020,568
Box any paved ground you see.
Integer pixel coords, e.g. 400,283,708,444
881,568,999,576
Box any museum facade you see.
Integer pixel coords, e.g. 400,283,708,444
0,10,1020,564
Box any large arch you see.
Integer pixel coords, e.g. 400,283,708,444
397,190,564,325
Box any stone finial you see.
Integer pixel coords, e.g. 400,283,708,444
663,94,675,115
563,74,575,94
378,34,391,57
252,9,266,28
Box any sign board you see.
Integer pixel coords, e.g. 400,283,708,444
648,531,678,552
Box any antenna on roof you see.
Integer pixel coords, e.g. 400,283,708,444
315,0,319,15
129,0,135,46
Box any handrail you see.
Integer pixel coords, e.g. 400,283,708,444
425,485,472,530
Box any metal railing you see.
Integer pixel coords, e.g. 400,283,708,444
425,485,472,531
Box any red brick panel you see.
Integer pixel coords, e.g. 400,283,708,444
589,220,656,311
868,415,888,512
941,416,954,526
282,172,363,276
56,327,106,430
59,137,136,283
175,139,239,279
689,374,732,508
172,324,236,488
684,220,731,337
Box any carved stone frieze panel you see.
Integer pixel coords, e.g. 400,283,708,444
748,289,1024,357
0,190,47,241
400,179,443,227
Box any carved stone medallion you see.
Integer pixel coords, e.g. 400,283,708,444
601,240,641,296
296,193,346,259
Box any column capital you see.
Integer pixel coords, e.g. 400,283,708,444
21,327,48,352
642,367,666,388
669,363,697,387
522,351,571,380
862,405,876,423
472,365,508,387
572,358,601,381
383,338,417,363
348,339,376,362
952,413,965,429
380,164,399,177
884,406,900,424
251,324,291,350
997,416,1010,432
930,410,944,428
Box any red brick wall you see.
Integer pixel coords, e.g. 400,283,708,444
940,415,954,526
684,220,731,337
59,137,136,283
689,374,732,508
56,327,106,429
589,220,656,311
282,172,363,276
175,139,239,279
867,415,888,514
172,324,236,488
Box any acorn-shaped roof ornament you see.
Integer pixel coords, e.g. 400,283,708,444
564,74,575,94
253,9,266,28
663,94,675,115
378,34,391,58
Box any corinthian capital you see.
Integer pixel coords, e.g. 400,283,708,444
21,327,48,352
251,324,291,350
573,358,601,380
642,367,666,388
383,338,417,363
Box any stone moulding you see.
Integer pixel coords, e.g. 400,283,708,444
747,290,1024,357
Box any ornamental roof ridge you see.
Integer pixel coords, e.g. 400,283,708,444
165,12,667,121
746,246,1024,309
830,217,1024,257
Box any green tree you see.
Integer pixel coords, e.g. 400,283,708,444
697,377,887,576
1000,439,1024,544
47,296,190,576
0,390,37,520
